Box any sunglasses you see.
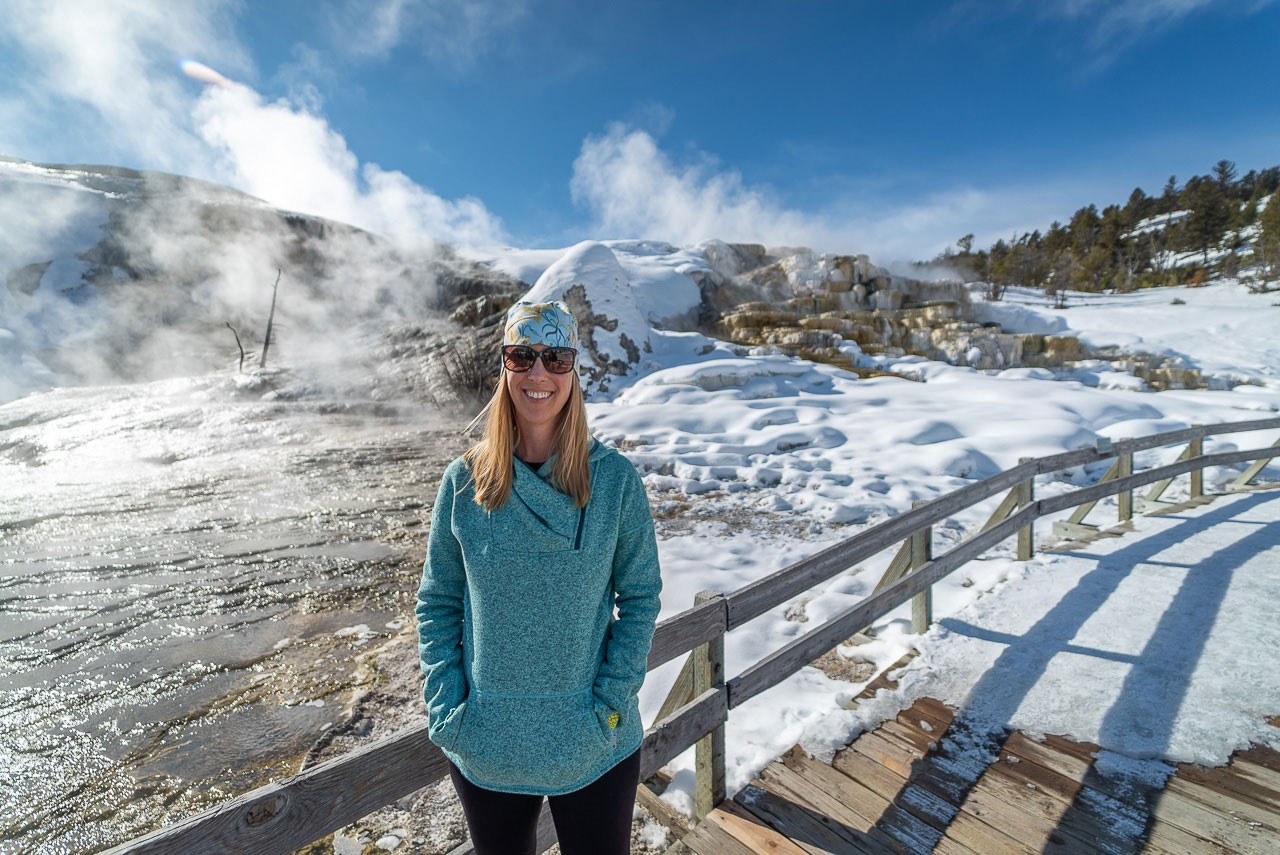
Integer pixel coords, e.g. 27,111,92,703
501,345,578,374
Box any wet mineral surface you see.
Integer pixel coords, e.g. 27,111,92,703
0,373,471,853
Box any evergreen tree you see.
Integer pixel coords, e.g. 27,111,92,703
1214,159,1238,189
1256,192,1280,288
1181,177,1232,262
1069,205,1101,254
1160,175,1180,212
1126,187,1153,224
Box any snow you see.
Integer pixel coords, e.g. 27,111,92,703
1124,209,1191,238
977,281,1280,385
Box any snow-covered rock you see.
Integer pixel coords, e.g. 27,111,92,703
523,241,657,396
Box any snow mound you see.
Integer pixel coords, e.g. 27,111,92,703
523,241,657,397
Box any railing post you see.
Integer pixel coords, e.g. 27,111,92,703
909,501,932,633
693,590,726,821
1016,457,1034,560
1118,451,1133,521
1190,436,1204,499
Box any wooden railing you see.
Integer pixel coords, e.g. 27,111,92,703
106,416,1280,855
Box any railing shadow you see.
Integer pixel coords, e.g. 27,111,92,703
868,490,1277,853
1047,489,1280,853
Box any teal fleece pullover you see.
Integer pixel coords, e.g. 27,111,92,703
416,439,662,795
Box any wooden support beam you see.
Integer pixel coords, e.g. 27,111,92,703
1065,457,1119,526
1118,452,1134,522
655,654,696,724
979,485,1021,533
873,539,912,593
1051,520,1100,542
1227,436,1280,491
1016,458,1034,561
641,688,729,783
1134,498,1181,515
1190,436,1204,498
693,591,727,821
1144,443,1194,504
909,501,933,634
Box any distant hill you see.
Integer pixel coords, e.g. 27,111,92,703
0,156,517,402
925,160,1280,297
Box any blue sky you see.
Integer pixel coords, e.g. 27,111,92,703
2,0,1278,261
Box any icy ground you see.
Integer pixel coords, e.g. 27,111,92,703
0,372,472,852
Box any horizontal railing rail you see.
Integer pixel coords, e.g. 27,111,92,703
107,415,1280,854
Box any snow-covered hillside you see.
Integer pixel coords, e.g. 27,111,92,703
0,157,481,403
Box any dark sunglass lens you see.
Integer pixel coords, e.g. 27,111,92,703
503,346,536,371
545,348,576,373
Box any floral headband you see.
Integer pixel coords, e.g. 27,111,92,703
503,300,579,350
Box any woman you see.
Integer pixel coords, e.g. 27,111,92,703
416,300,662,855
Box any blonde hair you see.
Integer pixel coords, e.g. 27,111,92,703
465,374,592,510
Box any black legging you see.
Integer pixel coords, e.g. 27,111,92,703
448,749,640,855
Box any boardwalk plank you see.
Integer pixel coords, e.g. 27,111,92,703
698,798,810,855
831,745,918,811
681,702,1280,855
879,719,940,755
831,743,960,849
873,721,1004,809
847,731,919,779
1164,775,1280,834
843,723,1039,854
876,715,1111,855
774,751,897,833
1143,817,1233,855
987,748,1149,847
849,729,979,812
759,755,906,855
895,706,951,742
778,747,976,855
910,697,957,726
1238,746,1280,774
1150,784,1280,855
978,760,1140,854
951,774,1089,854
678,816,762,855
934,811,1037,855
1232,757,1280,795
1001,732,1152,807
1169,763,1280,817
735,782,879,854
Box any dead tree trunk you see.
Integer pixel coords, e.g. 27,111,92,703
259,269,281,369
226,322,245,372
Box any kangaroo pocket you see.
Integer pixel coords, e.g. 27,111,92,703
453,689,615,791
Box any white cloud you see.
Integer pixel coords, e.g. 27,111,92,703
327,0,530,69
0,1,506,248
569,123,1121,263
192,83,506,246
1046,0,1276,56
0,0,249,172
570,124,825,249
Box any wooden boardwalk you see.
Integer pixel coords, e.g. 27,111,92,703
665,672,1280,854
